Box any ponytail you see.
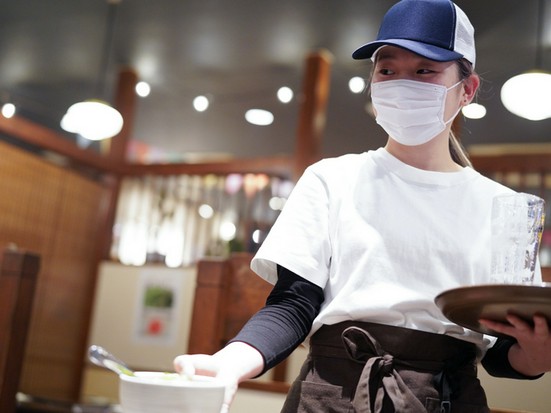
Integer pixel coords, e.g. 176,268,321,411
449,130,472,168
450,58,477,169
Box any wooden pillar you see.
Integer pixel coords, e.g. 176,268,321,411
294,50,333,181
76,69,139,402
0,247,40,413
98,67,138,260
108,67,138,162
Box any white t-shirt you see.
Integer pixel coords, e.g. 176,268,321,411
252,148,540,352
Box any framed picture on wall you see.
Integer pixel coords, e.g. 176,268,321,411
133,268,183,346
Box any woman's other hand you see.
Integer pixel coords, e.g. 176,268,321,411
173,342,265,413
479,314,551,376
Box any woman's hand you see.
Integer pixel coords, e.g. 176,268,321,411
173,342,265,413
479,314,551,376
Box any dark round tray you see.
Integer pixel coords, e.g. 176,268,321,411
435,283,551,337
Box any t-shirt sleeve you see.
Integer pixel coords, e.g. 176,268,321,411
251,166,332,288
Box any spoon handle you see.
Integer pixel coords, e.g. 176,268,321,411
88,345,135,376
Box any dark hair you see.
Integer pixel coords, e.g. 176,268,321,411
449,58,476,168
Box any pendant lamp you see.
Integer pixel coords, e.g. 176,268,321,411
61,0,123,140
500,0,551,121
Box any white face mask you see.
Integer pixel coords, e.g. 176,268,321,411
370,79,463,146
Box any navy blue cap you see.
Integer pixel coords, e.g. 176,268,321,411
352,0,476,66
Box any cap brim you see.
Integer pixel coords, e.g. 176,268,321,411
352,39,463,62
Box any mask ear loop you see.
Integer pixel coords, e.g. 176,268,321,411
446,80,464,92
444,80,465,124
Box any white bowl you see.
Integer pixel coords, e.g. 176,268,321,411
119,371,225,413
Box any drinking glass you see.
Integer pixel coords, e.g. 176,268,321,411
490,192,545,284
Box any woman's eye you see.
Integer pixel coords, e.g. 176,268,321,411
379,68,394,75
417,69,434,74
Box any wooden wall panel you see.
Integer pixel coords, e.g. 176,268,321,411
188,253,290,392
0,141,108,402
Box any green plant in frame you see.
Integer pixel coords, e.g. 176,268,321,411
143,285,174,308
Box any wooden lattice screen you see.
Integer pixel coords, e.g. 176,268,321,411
0,141,109,402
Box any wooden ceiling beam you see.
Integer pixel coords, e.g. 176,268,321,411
118,155,293,178
471,153,551,174
0,112,293,179
0,115,120,174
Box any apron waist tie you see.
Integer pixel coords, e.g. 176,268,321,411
341,326,454,413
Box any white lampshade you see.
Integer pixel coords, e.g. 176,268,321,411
500,71,551,121
61,99,124,140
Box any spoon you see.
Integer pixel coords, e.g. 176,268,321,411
88,345,135,376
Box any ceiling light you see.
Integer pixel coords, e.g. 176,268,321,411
500,0,551,121
193,95,209,112
501,72,551,120
349,76,366,94
277,86,293,103
60,0,123,140
135,81,151,97
461,103,486,119
61,99,123,140
1,103,16,118
61,100,124,140
245,109,274,126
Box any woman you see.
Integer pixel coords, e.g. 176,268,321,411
175,1,551,412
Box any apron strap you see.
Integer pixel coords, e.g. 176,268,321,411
342,326,441,413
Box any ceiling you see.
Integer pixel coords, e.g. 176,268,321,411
1,0,550,164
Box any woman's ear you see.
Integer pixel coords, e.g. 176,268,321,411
462,74,480,105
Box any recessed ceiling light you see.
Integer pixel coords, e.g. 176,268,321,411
245,109,274,126
193,95,209,112
277,86,293,103
1,103,16,118
349,76,366,94
135,81,151,97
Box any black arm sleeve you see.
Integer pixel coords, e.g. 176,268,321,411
481,337,544,380
228,265,324,374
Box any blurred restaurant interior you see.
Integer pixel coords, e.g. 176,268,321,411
1,1,551,412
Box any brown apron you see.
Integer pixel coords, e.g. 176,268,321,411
281,321,490,413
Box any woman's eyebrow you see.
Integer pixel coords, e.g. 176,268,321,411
376,53,439,67
375,53,395,62
374,56,398,67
